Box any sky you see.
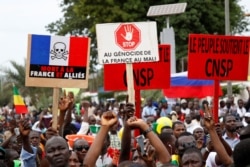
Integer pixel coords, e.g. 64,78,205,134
0,0,250,70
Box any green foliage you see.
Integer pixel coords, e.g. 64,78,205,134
81,96,92,102
98,91,114,101
115,94,127,102
46,0,249,72
221,84,242,96
0,60,53,108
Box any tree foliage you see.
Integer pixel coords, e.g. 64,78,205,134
0,60,53,108
46,0,249,72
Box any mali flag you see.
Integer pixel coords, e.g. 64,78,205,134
13,86,28,114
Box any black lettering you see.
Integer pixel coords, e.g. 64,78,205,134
212,59,220,77
147,68,154,86
227,59,233,76
133,69,140,86
140,68,147,86
189,37,196,53
205,58,234,77
205,59,212,77
159,45,170,62
220,59,227,77
123,68,155,87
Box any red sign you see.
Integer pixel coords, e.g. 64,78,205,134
188,34,250,80
115,23,141,51
104,45,170,90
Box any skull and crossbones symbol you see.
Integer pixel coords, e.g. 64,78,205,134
50,42,69,60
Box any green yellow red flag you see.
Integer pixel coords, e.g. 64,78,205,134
13,85,28,114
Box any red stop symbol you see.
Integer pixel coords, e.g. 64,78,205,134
115,23,141,51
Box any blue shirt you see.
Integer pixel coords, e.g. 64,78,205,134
20,146,37,167
222,132,240,151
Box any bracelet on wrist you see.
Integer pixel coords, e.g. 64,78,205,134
143,127,152,137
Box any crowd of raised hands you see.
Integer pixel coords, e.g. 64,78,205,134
1,91,250,167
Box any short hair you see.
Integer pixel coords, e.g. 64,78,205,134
222,113,235,123
45,136,68,151
182,147,202,161
176,132,194,148
233,138,250,167
159,132,174,144
73,138,88,150
172,121,184,130
179,131,193,138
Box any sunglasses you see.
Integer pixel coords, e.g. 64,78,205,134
75,145,90,151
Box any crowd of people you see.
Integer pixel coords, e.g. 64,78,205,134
0,89,250,167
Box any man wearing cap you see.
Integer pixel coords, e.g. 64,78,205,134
181,99,190,115
160,99,169,117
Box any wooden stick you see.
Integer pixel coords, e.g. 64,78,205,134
52,87,59,129
126,63,135,104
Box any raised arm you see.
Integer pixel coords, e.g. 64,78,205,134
127,117,171,164
83,111,118,167
58,91,74,136
204,104,233,166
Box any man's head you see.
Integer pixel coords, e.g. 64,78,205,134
237,99,244,109
185,114,192,124
181,99,187,109
174,105,181,114
172,121,185,138
176,132,196,157
192,127,204,140
45,136,70,167
69,151,80,167
181,148,203,167
29,130,41,147
188,101,194,110
73,138,89,163
146,98,153,107
88,115,96,125
223,114,236,133
159,132,176,155
219,100,225,108
233,138,250,167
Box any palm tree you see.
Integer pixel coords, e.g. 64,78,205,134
0,59,53,108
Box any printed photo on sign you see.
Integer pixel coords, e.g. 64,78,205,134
29,35,89,80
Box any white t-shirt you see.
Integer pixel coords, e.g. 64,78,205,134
205,152,223,167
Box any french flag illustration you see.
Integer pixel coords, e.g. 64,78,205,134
30,34,89,66
163,72,223,98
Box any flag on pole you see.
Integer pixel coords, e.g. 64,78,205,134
13,85,28,114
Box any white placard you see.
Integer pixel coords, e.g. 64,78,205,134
96,22,159,64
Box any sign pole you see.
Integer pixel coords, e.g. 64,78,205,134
126,64,135,104
213,80,219,123
52,87,59,129
135,89,141,118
